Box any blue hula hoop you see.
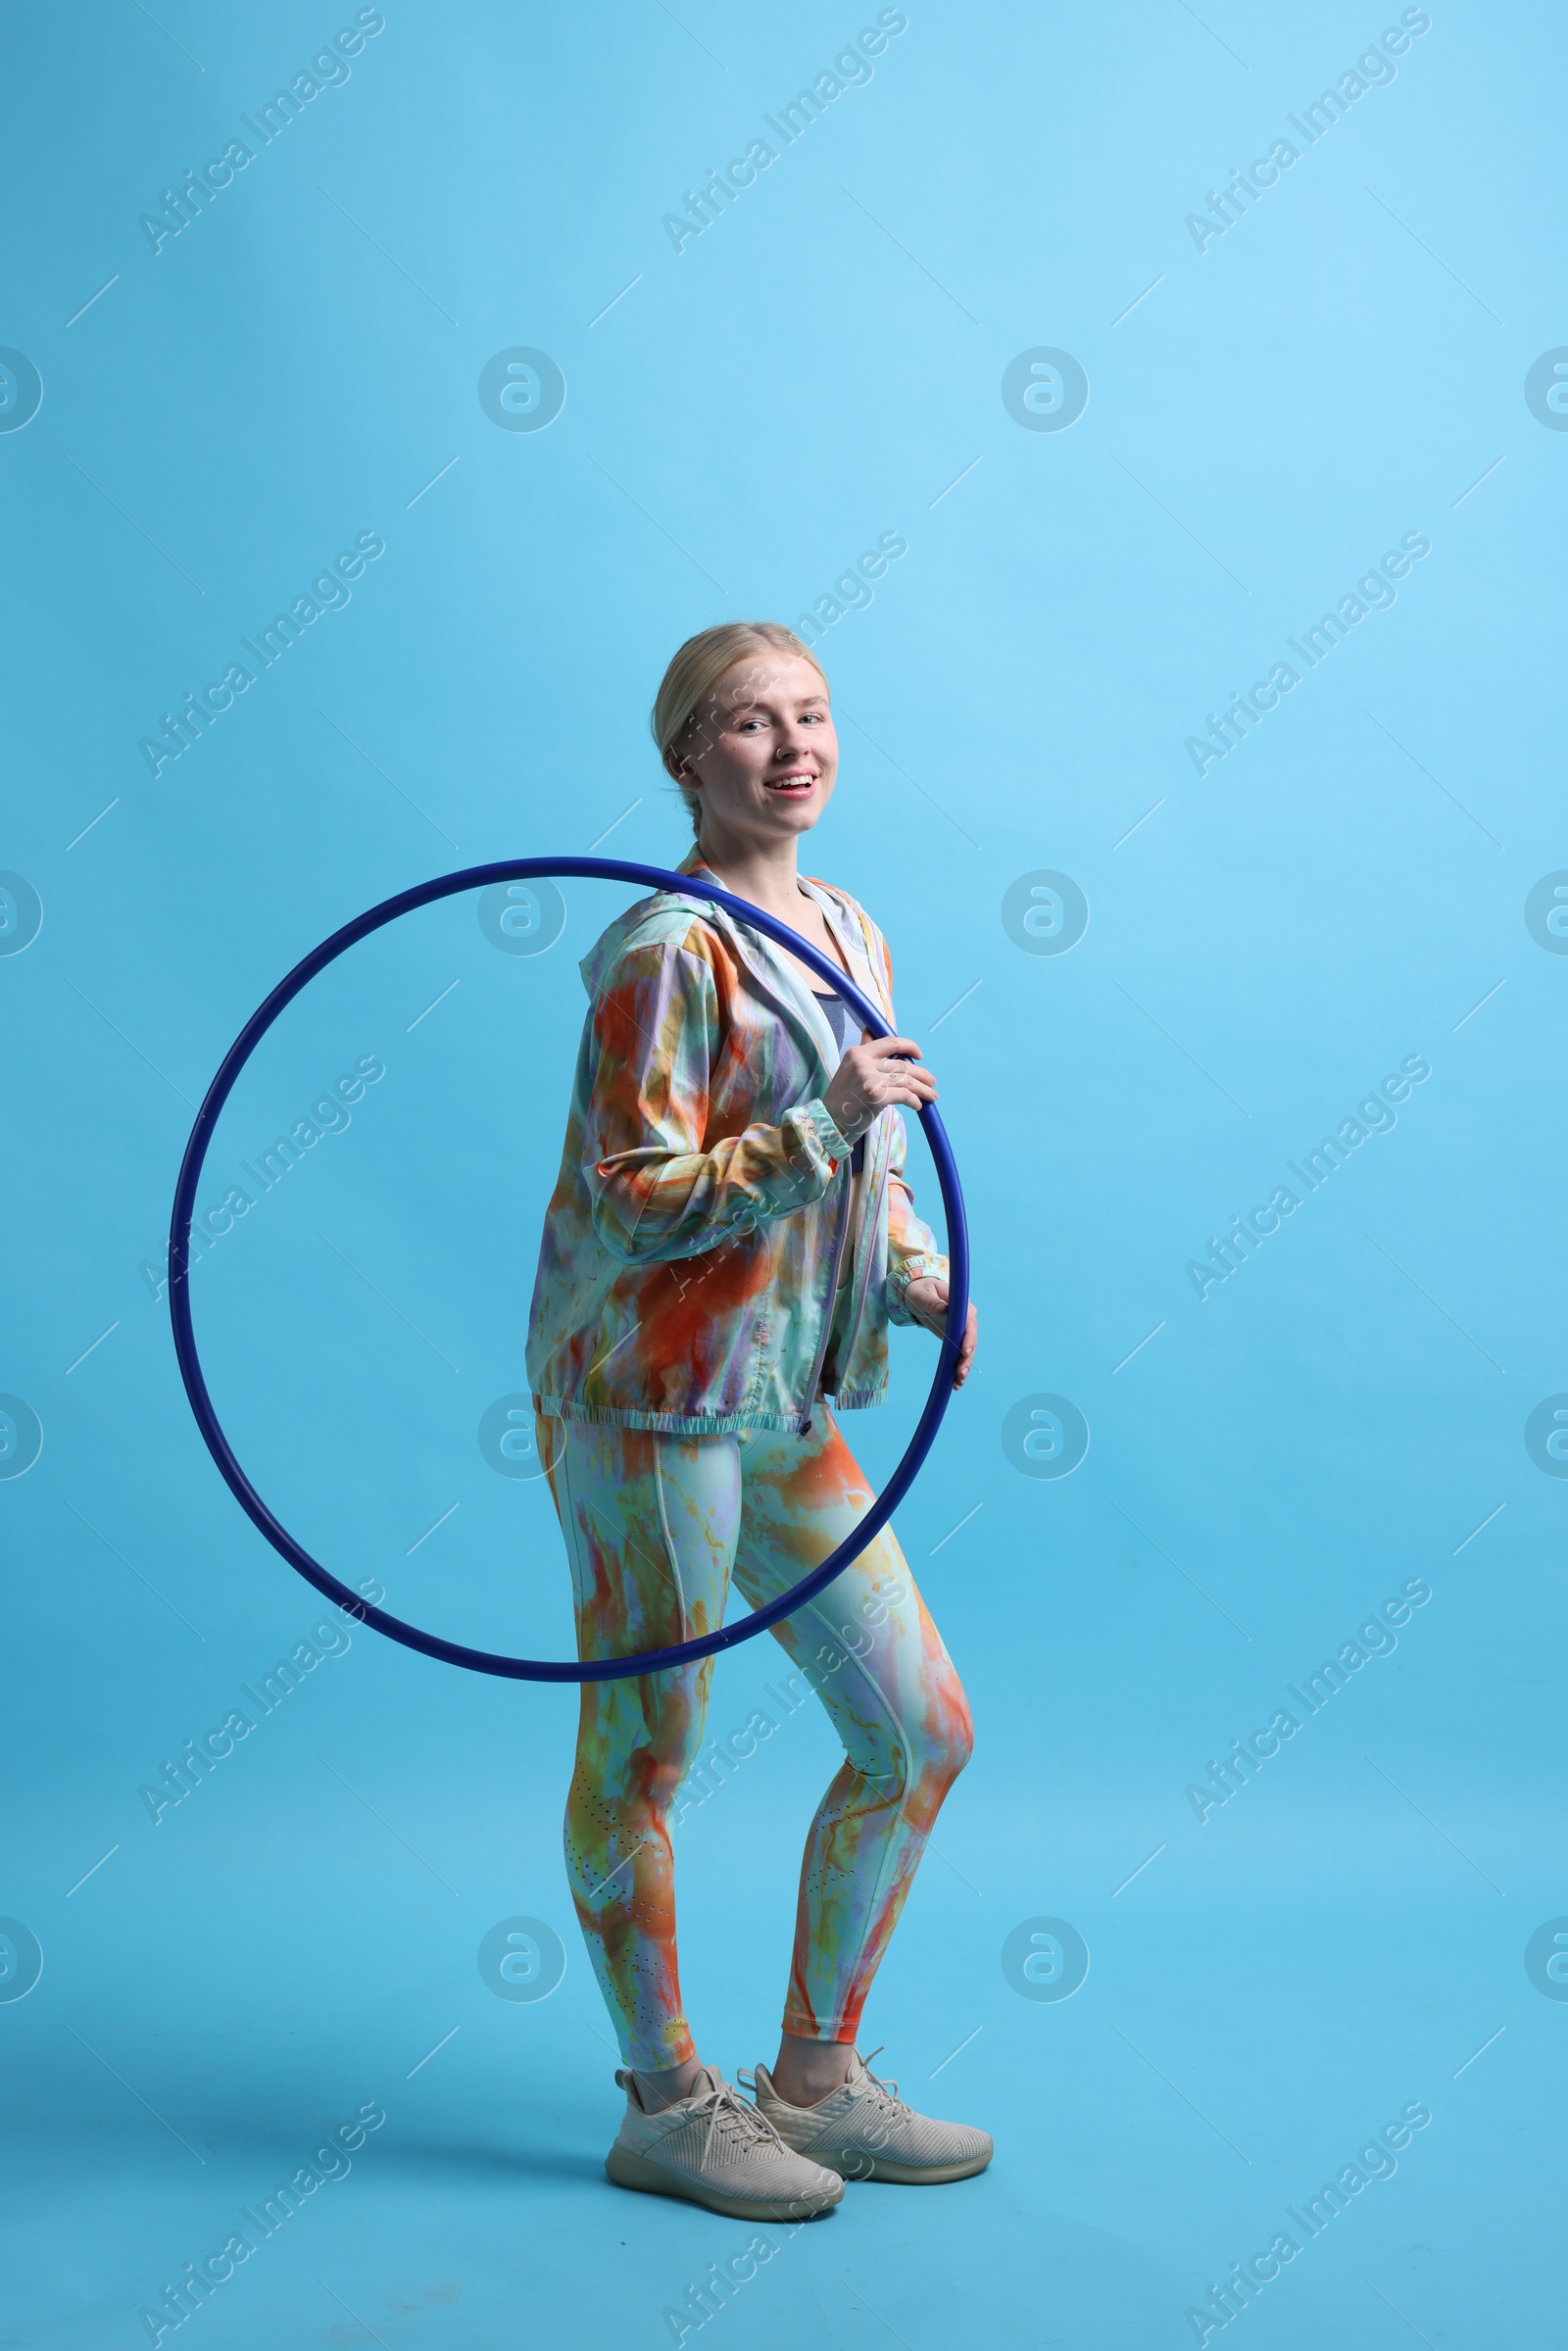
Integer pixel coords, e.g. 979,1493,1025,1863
169,858,969,1683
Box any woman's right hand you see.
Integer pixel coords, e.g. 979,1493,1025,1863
822,1035,939,1148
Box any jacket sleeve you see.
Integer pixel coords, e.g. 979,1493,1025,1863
582,937,853,1264
883,1107,951,1322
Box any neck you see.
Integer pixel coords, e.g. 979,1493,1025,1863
693,827,807,919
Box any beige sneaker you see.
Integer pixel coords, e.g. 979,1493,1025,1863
604,2065,845,2221
745,2048,993,2185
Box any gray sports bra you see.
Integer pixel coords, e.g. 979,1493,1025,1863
811,989,860,1059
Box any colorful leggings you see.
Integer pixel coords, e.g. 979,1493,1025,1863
536,1406,973,2072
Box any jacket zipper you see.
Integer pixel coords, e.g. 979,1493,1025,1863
797,912,895,1430
834,1120,891,1387
838,905,901,1380
797,1154,854,1435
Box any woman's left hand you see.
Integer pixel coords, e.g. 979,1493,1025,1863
903,1277,978,1389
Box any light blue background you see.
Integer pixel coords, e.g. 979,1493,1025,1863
3,2,1563,2343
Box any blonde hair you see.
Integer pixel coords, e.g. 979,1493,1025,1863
650,621,828,841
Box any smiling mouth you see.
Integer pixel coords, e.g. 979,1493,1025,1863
765,771,816,793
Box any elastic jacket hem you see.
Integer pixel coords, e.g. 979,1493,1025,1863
531,1388,890,1435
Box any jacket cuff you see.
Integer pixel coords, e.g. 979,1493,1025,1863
887,1252,948,1325
793,1098,856,1170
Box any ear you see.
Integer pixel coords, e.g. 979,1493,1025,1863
662,742,697,786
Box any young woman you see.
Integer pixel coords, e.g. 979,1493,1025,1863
525,621,987,2222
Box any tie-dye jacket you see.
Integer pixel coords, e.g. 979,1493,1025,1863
525,851,949,1435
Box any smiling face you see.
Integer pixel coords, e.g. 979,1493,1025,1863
664,654,838,858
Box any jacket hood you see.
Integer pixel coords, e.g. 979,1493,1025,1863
575,856,892,1033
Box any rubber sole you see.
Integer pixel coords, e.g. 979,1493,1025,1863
832,2147,995,2184
604,2144,844,2221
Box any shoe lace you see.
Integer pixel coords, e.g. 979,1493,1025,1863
671,2078,787,2175
854,2046,913,2123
